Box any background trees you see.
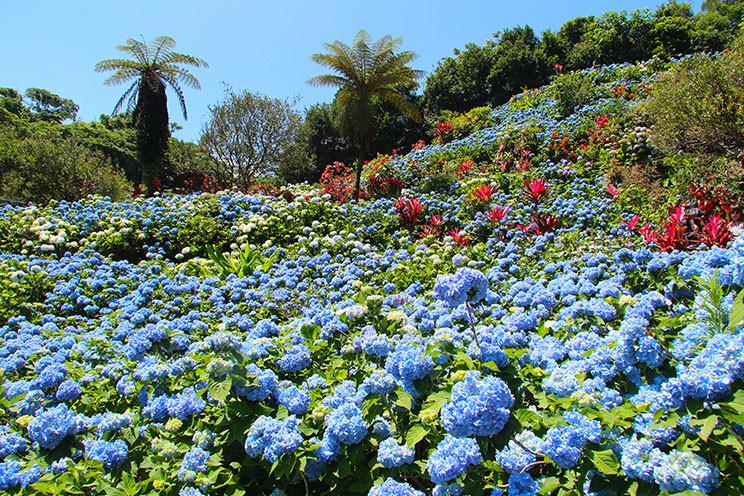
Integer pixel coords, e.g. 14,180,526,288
308,30,423,199
199,89,306,187
95,36,207,195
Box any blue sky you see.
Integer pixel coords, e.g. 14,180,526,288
2,0,702,142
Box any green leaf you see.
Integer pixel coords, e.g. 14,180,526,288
393,390,413,411
514,408,541,428
405,425,430,448
699,415,718,442
540,476,561,493
208,376,232,403
728,289,744,333
588,449,620,475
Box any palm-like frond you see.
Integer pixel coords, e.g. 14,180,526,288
96,35,206,120
111,80,139,115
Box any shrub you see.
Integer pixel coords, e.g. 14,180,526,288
553,72,596,118
0,133,130,203
644,48,744,157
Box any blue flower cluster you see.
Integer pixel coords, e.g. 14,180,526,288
433,268,489,308
85,439,128,471
377,437,414,468
244,416,303,463
441,371,514,437
368,478,424,496
427,435,482,484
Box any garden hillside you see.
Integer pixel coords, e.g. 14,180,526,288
2,53,744,496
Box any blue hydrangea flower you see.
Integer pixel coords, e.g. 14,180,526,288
85,439,128,471
325,404,367,445
368,478,424,496
0,433,28,459
653,449,719,494
441,371,513,437
55,380,82,402
244,416,303,463
433,268,489,308
27,404,79,450
508,473,539,496
433,483,463,496
276,345,312,373
427,435,482,484
0,459,40,490
178,447,210,481
377,437,414,468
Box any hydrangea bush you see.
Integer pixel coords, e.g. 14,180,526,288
1,57,743,495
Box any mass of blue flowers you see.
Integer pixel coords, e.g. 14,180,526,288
0,56,741,495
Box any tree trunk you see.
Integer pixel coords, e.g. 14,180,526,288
354,148,365,201
134,75,170,196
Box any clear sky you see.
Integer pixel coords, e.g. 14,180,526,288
2,0,703,143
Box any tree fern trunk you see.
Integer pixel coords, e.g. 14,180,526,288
134,75,170,196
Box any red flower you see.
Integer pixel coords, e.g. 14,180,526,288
430,214,444,227
607,184,618,197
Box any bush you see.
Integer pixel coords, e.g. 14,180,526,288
644,48,744,157
553,72,596,117
0,133,130,203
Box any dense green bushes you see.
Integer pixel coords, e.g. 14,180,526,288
0,132,131,203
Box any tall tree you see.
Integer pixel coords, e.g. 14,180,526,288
199,89,304,187
95,36,207,195
308,30,423,199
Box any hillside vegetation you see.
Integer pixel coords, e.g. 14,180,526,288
2,38,744,496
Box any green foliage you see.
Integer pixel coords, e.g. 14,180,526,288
422,2,743,117
438,107,496,140
308,30,423,199
553,72,596,118
199,89,305,187
203,243,278,279
0,132,131,203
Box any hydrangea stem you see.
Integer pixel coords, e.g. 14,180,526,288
465,301,483,360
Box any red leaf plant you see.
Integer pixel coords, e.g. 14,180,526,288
486,206,511,224
472,183,497,202
523,178,549,207
449,229,472,246
395,196,424,228
700,214,733,247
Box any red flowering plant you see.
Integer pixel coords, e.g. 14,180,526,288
368,174,403,198
320,162,363,203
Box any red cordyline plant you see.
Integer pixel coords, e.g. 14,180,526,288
472,183,497,202
449,229,471,246
701,214,733,247
531,214,560,235
458,160,473,177
523,178,549,207
420,214,445,238
395,196,424,228
486,206,510,224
